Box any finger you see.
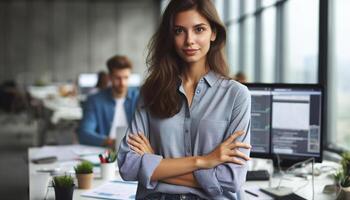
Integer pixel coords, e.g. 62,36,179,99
131,134,146,145
127,136,140,146
138,134,154,153
138,133,151,146
228,142,251,149
129,144,144,155
129,138,151,154
127,139,146,152
231,157,245,165
229,149,251,161
129,135,147,149
224,131,245,144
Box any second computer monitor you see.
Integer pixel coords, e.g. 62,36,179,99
246,84,323,163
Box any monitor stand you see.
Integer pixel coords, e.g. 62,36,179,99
272,157,300,170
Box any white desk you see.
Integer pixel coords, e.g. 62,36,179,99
28,85,82,124
29,145,113,200
28,85,82,145
29,146,340,200
240,160,340,200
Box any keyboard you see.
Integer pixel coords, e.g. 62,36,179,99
274,193,306,200
246,170,270,181
260,187,307,200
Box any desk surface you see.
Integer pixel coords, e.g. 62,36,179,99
29,145,110,200
241,170,338,199
29,145,340,200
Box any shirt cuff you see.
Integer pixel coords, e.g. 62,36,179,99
193,168,222,196
138,153,163,189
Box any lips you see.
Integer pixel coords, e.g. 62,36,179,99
183,49,199,56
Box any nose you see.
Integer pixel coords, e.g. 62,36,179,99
121,78,128,87
185,32,194,46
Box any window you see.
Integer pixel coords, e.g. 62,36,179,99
261,7,276,83
222,0,319,83
218,0,349,151
284,0,319,83
243,17,255,82
262,0,277,7
226,0,240,74
227,24,239,74
244,0,255,15
329,0,350,150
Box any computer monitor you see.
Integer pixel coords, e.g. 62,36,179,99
245,84,323,166
78,73,98,95
78,73,98,88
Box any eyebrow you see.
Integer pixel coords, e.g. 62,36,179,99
174,23,209,29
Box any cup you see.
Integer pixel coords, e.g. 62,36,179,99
100,162,116,181
30,172,50,200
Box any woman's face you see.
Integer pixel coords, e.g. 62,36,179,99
173,9,216,66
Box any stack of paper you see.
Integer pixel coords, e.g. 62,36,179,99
81,180,137,200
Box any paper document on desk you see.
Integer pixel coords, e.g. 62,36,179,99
31,145,78,161
31,144,106,161
81,180,137,200
70,144,106,156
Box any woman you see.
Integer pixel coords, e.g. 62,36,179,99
117,0,251,199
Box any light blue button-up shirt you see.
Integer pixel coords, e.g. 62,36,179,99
117,71,251,199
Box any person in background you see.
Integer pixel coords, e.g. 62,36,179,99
234,71,247,83
117,0,251,199
0,80,26,113
89,71,110,95
79,55,139,149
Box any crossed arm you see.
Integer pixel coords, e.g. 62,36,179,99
127,131,251,188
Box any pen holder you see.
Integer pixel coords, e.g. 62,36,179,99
101,162,116,181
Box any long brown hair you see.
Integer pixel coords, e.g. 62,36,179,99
141,0,229,118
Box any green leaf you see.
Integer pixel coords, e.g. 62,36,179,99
74,161,94,174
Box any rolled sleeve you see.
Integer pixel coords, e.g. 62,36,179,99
139,153,163,189
193,168,222,196
194,163,248,196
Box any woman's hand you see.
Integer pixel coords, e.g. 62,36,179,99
127,133,154,155
197,130,251,169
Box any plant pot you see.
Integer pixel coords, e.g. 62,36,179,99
337,187,350,200
54,184,74,200
76,173,93,189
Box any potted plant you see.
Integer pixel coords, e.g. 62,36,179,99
335,152,350,200
52,174,74,200
74,161,94,189
341,152,350,176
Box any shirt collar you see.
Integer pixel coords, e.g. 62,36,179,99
177,70,218,94
202,70,219,87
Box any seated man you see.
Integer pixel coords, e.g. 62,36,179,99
79,55,139,149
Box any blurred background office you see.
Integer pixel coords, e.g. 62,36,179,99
0,0,349,199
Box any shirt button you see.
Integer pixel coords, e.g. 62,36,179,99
185,129,189,133
196,89,200,94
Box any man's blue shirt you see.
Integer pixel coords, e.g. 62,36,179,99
78,87,139,146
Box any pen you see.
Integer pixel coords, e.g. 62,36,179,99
98,154,105,163
245,190,258,197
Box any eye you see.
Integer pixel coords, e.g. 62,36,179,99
174,28,183,35
195,27,205,33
